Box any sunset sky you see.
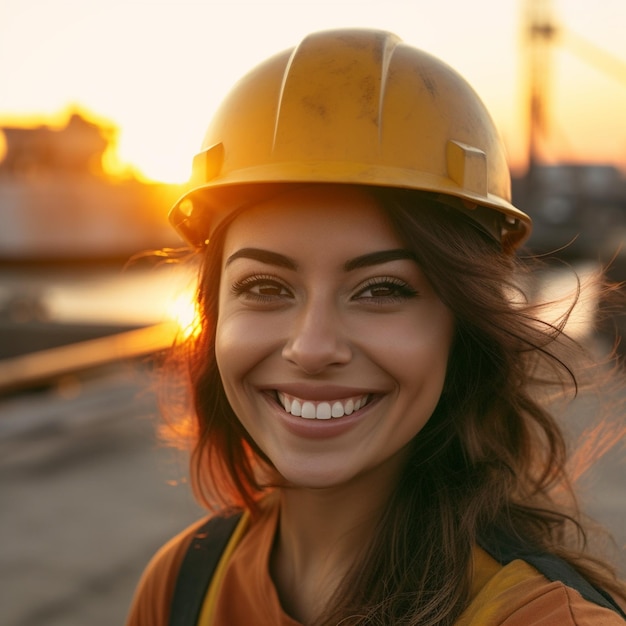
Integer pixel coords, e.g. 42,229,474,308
1,0,625,183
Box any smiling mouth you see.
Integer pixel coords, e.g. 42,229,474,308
276,391,371,420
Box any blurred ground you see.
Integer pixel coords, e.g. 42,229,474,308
0,363,204,626
0,338,624,626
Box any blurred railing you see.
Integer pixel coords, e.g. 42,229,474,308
0,322,178,396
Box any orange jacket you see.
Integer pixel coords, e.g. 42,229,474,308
127,502,625,626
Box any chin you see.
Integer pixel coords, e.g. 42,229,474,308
274,463,357,491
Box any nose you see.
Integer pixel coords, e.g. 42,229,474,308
281,296,352,375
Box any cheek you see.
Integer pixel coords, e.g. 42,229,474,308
214,316,253,426
372,311,454,418
214,310,282,386
362,308,454,372
215,315,248,388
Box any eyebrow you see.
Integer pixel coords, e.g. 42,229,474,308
224,247,416,271
344,249,417,271
225,248,298,269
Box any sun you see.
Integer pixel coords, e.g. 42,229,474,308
166,291,202,340
114,125,198,184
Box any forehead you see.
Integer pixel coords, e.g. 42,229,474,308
221,185,404,256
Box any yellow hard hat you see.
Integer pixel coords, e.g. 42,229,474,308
170,28,531,251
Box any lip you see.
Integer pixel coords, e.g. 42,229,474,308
260,386,384,440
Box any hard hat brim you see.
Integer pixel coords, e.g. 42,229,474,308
169,163,532,250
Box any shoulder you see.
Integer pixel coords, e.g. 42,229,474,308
125,515,215,626
458,549,626,626
506,580,626,625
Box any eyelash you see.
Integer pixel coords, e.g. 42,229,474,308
353,277,419,302
230,274,292,302
231,274,418,304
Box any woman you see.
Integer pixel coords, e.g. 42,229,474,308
127,29,626,625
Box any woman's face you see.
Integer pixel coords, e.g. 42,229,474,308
215,185,455,490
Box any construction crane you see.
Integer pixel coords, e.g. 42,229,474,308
523,0,626,175
523,0,557,178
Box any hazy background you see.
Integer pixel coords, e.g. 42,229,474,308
2,0,626,181
1,1,625,624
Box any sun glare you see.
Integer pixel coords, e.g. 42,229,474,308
166,291,201,340
115,133,196,184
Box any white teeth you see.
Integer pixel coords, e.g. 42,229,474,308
277,392,369,419
301,402,316,419
316,403,332,420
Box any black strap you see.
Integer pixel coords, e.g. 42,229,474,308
168,514,625,625
478,530,626,619
168,512,244,626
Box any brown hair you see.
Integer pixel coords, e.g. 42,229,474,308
161,185,625,625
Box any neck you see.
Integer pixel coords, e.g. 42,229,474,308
270,456,404,623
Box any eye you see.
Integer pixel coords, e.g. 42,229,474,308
353,277,418,303
231,274,293,303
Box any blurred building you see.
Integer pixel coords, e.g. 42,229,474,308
0,112,183,262
513,164,626,353
513,164,626,263
1,113,110,176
